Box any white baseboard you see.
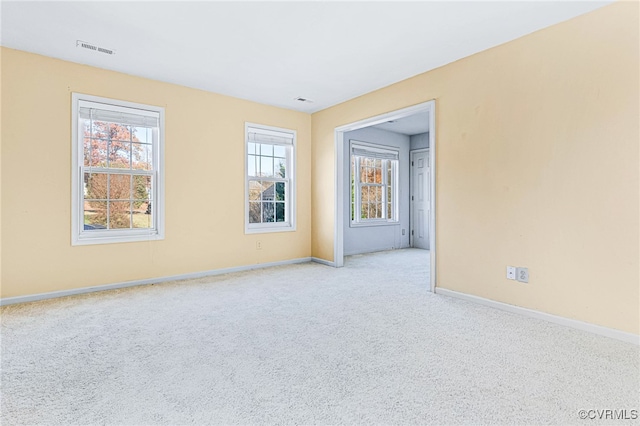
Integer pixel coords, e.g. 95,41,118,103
0,257,313,307
311,257,336,267
435,288,639,346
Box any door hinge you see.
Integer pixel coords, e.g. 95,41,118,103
411,230,414,236
411,196,414,200
411,161,414,166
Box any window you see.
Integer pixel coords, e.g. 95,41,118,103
245,123,296,233
71,93,164,245
350,141,398,225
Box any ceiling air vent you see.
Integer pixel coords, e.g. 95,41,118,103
77,40,116,55
294,97,314,103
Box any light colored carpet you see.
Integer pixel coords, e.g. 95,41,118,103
1,249,638,425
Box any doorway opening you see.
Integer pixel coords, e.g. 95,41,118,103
333,100,436,291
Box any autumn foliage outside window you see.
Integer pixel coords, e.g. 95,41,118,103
83,121,153,230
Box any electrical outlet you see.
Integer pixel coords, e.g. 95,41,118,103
506,266,516,280
256,241,262,250
516,267,529,283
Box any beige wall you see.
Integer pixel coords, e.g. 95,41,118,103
1,48,311,298
311,2,639,334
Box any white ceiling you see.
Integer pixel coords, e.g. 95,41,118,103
372,113,429,136
1,1,610,113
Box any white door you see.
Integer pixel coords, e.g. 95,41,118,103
411,150,430,249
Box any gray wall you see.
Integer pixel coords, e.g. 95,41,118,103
344,127,410,255
410,132,429,151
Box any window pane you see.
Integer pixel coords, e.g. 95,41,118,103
275,158,286,178
83,137,91,167
248,155,257,177
276,202,285,222
131,143,148,170
146,175,153,201
84,201,107,230
367,203,374,219
132,196,148,213
145,143,154,171
374,165,382,184
275,182,285,201
109,174,132,200
87,138,108,167
261,144,273,156
274,145,286,157
351,189,355,221
262,202,274,222
133,175,151,204
85,173,108,200
248,142,256,155
261,156,273,177
248,180,262,201
249,202,261,223
361,186,369,205
132,127,150,143
387,202,392,220
353,157,357,179
108,141,131,168
261,182,275,201
375,203,382,218
91,121,109,139
109,123,132,141
133,208,152,229
109,202,131,229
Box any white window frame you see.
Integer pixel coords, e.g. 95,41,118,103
245,123,296,234
350,141,399,227
71,93,165,245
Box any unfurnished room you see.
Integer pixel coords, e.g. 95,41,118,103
0,1,638,425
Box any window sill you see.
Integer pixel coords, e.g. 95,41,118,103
245,224,296,234
72,232,164,246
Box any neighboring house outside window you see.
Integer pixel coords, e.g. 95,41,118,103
350,141,399,225
71,93,164,245
245,123,296,233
